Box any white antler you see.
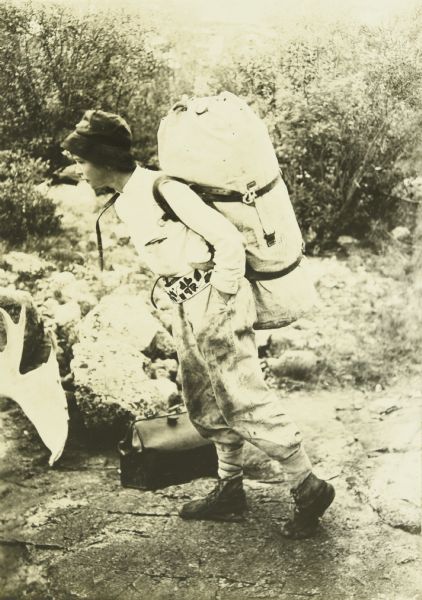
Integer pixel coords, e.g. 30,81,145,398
0,306,25,389
0,306,69,465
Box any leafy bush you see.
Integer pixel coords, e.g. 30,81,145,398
374,198,422,365
1,3,421,251
211,18,422,250
0,2,173,169
0,151,62,244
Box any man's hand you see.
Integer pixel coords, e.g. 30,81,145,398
190,259,215,271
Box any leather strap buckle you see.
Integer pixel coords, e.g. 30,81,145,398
243,181,257,205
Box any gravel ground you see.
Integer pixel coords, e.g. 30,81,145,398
1,377,420,600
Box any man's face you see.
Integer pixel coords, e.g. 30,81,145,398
74,159,111,190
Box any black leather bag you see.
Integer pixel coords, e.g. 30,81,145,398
118,409,217,491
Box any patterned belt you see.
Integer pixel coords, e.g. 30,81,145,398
163,268,213,304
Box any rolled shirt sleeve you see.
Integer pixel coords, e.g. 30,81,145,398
160,180,246,294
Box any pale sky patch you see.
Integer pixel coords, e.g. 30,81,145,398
24,0,421,26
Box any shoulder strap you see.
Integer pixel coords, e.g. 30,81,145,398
152,175,183,222
152,175,216,261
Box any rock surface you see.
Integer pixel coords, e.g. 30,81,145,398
77,292,161,352
0,252,54,280
71,291,178,436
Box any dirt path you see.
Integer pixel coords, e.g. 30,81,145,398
1,377,420,600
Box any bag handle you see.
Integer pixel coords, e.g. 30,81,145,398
167,404,184,425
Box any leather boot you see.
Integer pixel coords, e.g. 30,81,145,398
280,473,335,539
179,477,247,521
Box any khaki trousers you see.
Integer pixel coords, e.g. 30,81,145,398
172,278,312,480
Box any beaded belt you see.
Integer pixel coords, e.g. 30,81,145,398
163,268,213,304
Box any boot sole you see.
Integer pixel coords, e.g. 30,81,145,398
181,511,247,523
179,503,247,522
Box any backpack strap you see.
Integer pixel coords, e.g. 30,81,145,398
153,173,282,211
152,174,216,260
189,172,281,205
152,173,281,248
152,175,183,222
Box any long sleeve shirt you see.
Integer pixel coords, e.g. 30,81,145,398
114,166,246,294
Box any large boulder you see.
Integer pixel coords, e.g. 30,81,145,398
78,293,161,351
71,336,176,438
71,291,178,439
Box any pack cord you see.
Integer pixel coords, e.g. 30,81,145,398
150,275,167,309
95,192,120,271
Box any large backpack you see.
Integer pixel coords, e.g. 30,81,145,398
155,92,319,329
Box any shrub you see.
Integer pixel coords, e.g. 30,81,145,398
0,2,173,169
211,17,422,250
375,198,422,365
0,151,62,244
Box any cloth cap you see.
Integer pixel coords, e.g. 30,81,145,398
62,110,136,171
